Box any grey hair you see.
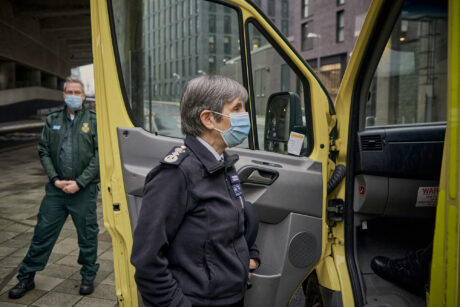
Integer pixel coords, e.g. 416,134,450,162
180,75,248,136
63,76,85,94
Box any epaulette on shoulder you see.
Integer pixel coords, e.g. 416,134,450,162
88,109,96,114
160,145,189,166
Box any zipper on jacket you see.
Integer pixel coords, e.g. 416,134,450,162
224,167,247,279
74,111,81,180
56,114,66,177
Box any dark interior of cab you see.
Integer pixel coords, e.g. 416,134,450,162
351,124,443,307
345,0,448,305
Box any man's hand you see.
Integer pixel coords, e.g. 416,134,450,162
62,181,80,194
54,180,71,190
248,258,259,280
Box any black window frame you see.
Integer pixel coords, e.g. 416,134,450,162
301,22,313,51
336,10,345,43
302,0,310,18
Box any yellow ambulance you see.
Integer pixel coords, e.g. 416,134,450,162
91,0,459,305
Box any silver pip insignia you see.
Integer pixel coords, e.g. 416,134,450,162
164,155,178,163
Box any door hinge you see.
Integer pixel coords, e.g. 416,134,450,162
328,116,339,163
327,198,344,222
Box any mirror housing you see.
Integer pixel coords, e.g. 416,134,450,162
264,92,304,153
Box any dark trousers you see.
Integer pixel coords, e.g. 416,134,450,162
418,241,433,268
18,183,99,281
193,299,244,307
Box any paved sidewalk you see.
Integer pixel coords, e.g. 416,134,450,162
0,145,117,306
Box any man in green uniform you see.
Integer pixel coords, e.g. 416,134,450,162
9,77,100,298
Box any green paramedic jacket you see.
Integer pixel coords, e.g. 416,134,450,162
38,106,99,188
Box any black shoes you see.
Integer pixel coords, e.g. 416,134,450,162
79,279,94,295
8,275,94,298
371,251,429,295
8,277,35,299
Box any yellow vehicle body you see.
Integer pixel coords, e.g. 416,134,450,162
428,0,460,305
91,0,459,305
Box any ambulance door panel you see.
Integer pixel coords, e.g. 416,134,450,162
117,127,182,231
232,18,324,306
230,148,323,307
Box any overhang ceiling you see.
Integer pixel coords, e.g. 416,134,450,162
12,0,92,67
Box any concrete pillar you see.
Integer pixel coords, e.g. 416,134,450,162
0,62,16,90
42,74,58,89
27,70,41,87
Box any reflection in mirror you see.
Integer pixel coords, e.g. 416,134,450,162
264,92,306,155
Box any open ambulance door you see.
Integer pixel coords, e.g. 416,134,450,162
332,0,458,305
92,0,337,306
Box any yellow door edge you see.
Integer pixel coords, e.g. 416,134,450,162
429,0,460,305
91,0,138,306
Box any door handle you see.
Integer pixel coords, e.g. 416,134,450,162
238,166,279,185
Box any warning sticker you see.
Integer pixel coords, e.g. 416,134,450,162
416,187,439,207
287,132,305,156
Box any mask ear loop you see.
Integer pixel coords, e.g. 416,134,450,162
211,111,230,118
209,111,226,133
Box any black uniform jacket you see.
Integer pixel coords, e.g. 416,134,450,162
131,136,260,307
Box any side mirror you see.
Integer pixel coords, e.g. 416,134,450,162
264,92,305,154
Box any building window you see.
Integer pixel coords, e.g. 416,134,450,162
281,0,289,18
301,23,313,51
337,0,345,5
268,0,275,17
208,56,216,74
209,2,216,12
183,2,187,18
208,36,216,53
252,37,261,51
209,15,216,32
254,68,267,97
337,11,345,42
281,20,289,36
224,36,231,54
302,0,310,18
190,0,194,14
224,15,231,34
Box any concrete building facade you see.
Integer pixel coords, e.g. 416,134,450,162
0,0,91,123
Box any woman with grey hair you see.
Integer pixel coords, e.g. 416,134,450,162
131,75,260,307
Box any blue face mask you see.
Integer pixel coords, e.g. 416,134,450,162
65,95,83,111
213,111,251,147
